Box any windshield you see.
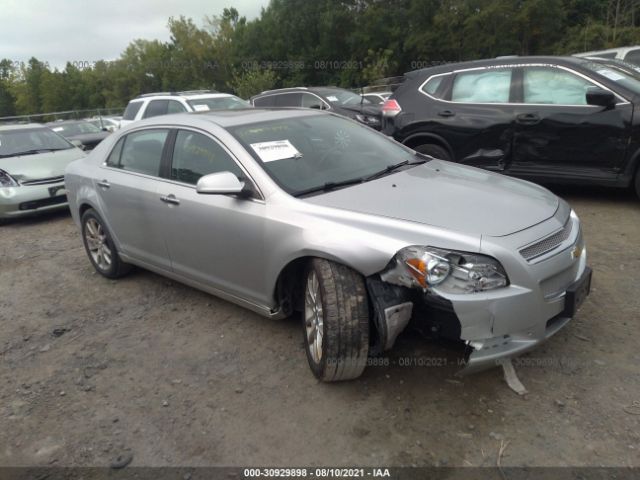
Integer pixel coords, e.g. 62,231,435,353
49,121,102,136
187,96,250,111
314,88,372,106
583,61,640,96
0,127,73,157
229,114,422,196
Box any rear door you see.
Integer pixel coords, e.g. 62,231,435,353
95,128,172,270
509,65,632,179
436,66,518,169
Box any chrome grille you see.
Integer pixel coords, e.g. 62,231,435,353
21,176,65,186
520,220,573,261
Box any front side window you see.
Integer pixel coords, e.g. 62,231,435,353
275,93,302,107
167,100,187,114
118,129,169,176
170,130,243,185
122,101,143,120
229,114,419,196
143,100,169,119
523,67,595,105
452,69,512,103
49,121,101,137
301,93,326,109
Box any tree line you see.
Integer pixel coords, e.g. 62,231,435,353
1,0,640,117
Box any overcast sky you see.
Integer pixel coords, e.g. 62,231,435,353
0,0,268,70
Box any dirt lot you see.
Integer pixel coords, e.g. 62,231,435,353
1,186,639,468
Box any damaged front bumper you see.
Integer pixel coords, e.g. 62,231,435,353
367,209,591,375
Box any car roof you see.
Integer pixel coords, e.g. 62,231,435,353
124,107,326,129
575,46,640,56
253,86,351,98
131,91,234,101
0,123,47,131
404,55,591,78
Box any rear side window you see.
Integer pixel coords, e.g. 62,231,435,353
143,100,169,119
421,75,446,98
118,129,169,176
170,130,243,185
122,101,143,120
253,96,276,107
275,93,302,107
452,69,512,103
523,67,595,105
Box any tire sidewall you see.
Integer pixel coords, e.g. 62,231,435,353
415,143,451,161
302,261,329,379
81,209,119,278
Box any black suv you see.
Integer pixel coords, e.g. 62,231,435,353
382,56,640,198
251,87,382,130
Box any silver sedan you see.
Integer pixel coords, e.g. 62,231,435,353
65,109,592,381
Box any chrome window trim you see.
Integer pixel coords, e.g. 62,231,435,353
100,124,265,201
417,63,631,106
253,91,330,110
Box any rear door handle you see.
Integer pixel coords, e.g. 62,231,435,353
160,194,180,206
438,110,455,118
97,180,110,189
516,113,541,125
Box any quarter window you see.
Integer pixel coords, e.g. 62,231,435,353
523,67,596,105
170,130,243,185
421,75,446,98
624,49,640,66
122,101,143,120
105,137,124,167
118,129,169,176
452,69,512,103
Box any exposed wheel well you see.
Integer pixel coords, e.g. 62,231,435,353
273,256,382,349
79,203,93,218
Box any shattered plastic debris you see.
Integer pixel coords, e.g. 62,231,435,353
500,359,528,396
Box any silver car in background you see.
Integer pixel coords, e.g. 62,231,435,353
1,124,86,222
64,109,592,381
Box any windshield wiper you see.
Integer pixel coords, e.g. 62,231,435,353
365,157,428,182
10,148,63,156
294,177,365,197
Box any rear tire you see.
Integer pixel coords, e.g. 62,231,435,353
414,143,451,161
81,208,132,279
302,258,370,382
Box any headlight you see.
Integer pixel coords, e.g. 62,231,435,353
0,169,19,187
381,246,509,294
355,114,380,125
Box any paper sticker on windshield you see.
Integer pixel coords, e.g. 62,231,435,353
250,140,302,162
192,104,210,112
51,127,64,132
596,69,625,81
326,95,338,102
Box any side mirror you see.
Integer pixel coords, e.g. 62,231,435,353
196,171,246,195
70,139,86,150
586,88,616,108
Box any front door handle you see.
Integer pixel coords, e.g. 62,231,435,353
438,110,455,118
97,180,110,189
516,113,541,125
160,194,180,206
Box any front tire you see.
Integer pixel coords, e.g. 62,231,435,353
81,208,131,279
414,143,451,161
303,258,370,382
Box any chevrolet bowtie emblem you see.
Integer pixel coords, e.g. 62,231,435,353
572,245,583,259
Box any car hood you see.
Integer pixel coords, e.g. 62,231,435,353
304,160,559,237
0,148,86,182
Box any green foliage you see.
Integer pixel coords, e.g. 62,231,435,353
1,0,639,116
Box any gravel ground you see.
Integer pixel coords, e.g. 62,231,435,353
1,186,639,468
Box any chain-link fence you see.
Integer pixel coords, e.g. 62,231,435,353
0,107,125,125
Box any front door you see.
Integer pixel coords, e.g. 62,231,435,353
509,66,632,180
